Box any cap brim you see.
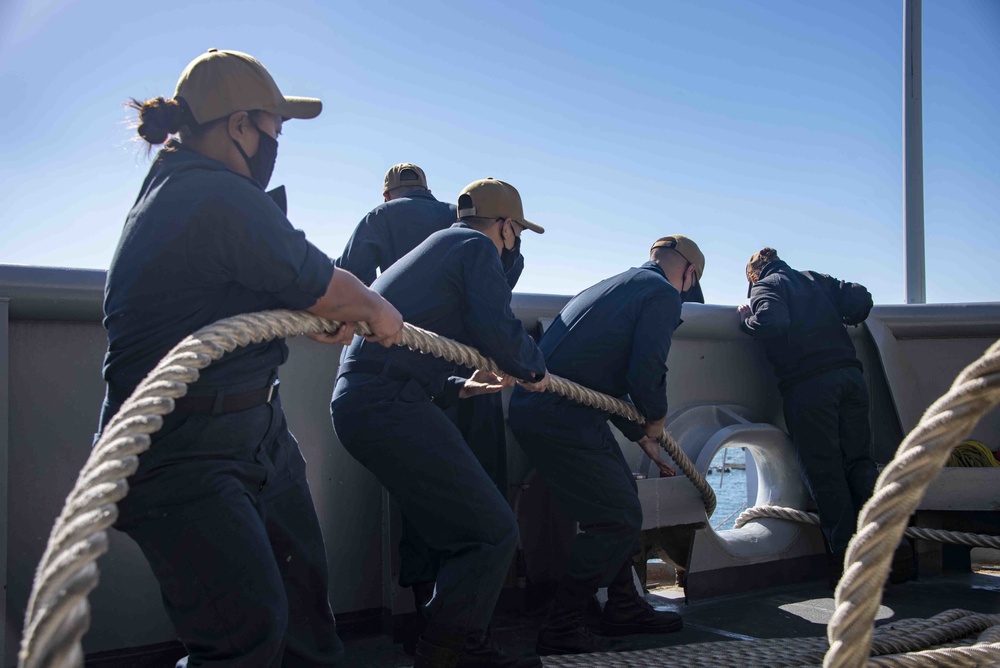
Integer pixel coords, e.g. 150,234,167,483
520,218,545,234
274,96,322,120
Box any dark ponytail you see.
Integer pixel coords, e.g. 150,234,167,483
127,96,192,146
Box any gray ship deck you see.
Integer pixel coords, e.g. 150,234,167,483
81,571,1000,667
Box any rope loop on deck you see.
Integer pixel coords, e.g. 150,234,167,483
18,309,712,668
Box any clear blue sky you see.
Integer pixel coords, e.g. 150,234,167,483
1,0,997,304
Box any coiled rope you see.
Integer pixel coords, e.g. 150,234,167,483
18,309,712,668
946,440,1000,468
543,609,1000,667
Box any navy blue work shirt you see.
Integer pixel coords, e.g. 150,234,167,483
741,260,872,389
335,191,526,289
103,145,335,398
335,190,457,286
513,261,682,440
336,223,545,402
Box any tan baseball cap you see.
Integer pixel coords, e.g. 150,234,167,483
651,235,705,279
175,49,322,125
384,163,428,194
457,178,544,234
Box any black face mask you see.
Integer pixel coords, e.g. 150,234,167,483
233,116,278,189
501,234,521,272
681,283,704,303
680,264,705,303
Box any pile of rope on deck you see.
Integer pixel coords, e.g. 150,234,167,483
16,311,1000,667
544,609,1000,667
946,439,1000,468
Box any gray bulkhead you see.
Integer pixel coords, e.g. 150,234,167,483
1,264,998,664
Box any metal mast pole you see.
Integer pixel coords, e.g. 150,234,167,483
904,0,926,304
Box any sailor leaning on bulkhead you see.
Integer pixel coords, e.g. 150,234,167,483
101,49,404,667
737,248,914,589
335,165,529,655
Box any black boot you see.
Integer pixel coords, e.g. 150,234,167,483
828,551,845,591
600,562,683,636
404,582,437,656
536,578,625,655
414,632,463,668
457,631,542,668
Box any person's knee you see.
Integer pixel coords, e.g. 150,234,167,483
460,497,518,560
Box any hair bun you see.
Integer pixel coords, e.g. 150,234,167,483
130,96,187,145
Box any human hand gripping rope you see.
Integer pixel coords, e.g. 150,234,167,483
17,309,713,668
20,310,1000,667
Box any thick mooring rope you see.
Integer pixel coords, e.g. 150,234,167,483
18,312,1000,667
543,609,1000,667
18,310,712,668
353,319,717,516
823,339,1000,667
734,506,1000,550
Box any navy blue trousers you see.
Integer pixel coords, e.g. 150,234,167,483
105,391,344,667
782,366,879,557
331,375,518,637
508,392,642,592
397,391,508,588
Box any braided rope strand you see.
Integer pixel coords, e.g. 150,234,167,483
19,311,999,667
541,611,1000,667
393,322,717,515
823,340,1000,668
18,310,711,667
734,506,1000,550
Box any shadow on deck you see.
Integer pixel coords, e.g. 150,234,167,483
80,572,1000,668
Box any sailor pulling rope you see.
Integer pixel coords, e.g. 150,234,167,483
17,313,1000,667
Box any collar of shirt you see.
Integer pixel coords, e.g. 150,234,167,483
641,260,684,326
758,260,788,281
640,260,668,280
160,143,263,190
403,189,439,202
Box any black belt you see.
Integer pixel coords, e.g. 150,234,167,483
172,379,280,415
